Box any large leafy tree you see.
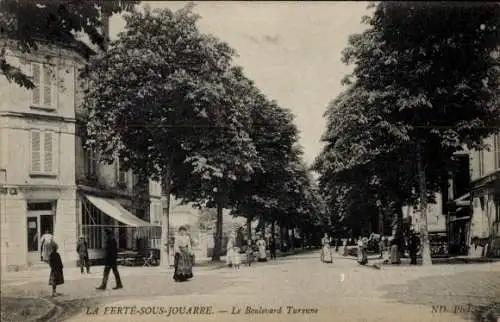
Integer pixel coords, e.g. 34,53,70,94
83,4,257,264
170,65,260,261
316,2,500,265
0,0,137,88
229,94,305,242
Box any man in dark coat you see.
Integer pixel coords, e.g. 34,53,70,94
76,236,90,274
408,231,420,265
96,229,123,290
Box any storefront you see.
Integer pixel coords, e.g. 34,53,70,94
78,193,161,264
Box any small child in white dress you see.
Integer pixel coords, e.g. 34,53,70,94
231,246,241,270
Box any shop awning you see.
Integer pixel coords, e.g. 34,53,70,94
449,215,471,222
85,195,157,227
449,192,470,207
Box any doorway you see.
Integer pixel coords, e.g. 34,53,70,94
26,202,55,265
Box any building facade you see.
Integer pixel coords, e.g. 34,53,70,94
468,134,500,257
0,41,163,273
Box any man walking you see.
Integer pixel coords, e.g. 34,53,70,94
76,236,90,274
96,229,123,290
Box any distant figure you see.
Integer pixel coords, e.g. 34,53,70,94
256,236,267,262
231,246,241,270
40,230,54,263
48,242,64,297
270,238,277,260
390,236,401,265
357,237,368,265
408,231,420,265
341,239,347,256
320,233,333,263
226,234,235,267
379,237,385,259
173,226,194,282
245,241,253,266
76,236,90,274
96,229,123,290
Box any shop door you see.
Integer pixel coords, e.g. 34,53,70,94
26,211,54,265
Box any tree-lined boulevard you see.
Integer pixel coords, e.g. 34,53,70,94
1,1,500,321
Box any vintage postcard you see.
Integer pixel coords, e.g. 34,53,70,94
1,1,499,321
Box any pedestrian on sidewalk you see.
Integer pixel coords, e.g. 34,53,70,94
342,238,348,256
321,233,333,263
96,229,123,290
48,242,64,297
173,226,194,282
270,238,277,260
256,235,267,262
357,236,368,265
76,236,90,275
390,236,401,265
408,231,420,265
40,230,54,263
245,240,253,266
231,246,241,270
226,233,235,267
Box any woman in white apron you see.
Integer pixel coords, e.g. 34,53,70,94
320,233,333,263
226,234,235,267
256,236,267,262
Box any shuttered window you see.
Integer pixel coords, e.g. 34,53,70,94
31,131,41,172
31,63,56,109
30,130,56,175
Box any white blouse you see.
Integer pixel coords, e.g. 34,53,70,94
174,235,192,254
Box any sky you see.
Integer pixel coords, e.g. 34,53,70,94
108,1,370,166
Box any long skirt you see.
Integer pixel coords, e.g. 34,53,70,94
258,246,267,262
49,269,64,286
357,247,367,265
226,248,234,266
390,245,400,264
173,251,193,282
321,246,333,263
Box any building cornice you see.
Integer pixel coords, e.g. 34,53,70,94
0,111,76,124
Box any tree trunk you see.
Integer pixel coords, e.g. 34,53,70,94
212,201,223,261
160,166,172,268
290,227,295,250
247,216,252,244
271,221,276,248
417,143,432,266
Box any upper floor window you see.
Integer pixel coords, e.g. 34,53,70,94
30,130,57,176
30,62,57,110
84,149,97,177
494,133,500,170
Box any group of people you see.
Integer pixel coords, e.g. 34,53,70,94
226,235,274,269
40,226,196,297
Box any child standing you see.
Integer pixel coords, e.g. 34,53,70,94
49,243,64,297
231,246,241,270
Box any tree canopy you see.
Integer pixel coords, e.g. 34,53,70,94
314,2,500,262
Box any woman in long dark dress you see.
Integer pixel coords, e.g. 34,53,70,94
173,226,193,282
49,242,64,296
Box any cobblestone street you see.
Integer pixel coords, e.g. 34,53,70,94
2,252,499,322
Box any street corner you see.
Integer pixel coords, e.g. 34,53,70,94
0,296,57,322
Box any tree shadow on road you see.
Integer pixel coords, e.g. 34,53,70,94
378,270,500,322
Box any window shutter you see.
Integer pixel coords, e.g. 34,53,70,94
44,132,53,173
31,64,41,106
31,131,41,172
43,65,52,107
